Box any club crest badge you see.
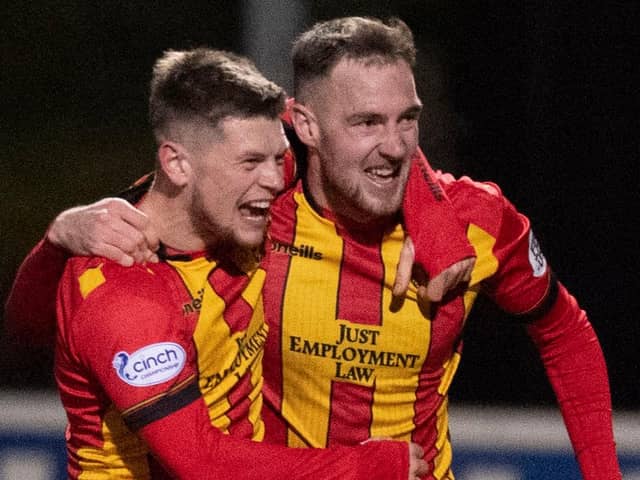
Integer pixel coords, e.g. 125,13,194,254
528,231,547,278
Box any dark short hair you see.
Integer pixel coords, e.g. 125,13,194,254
149,48,286,142
292,16,416,99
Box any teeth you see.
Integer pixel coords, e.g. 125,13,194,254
367,168,395,178
246,201,271,209
241,200,272,219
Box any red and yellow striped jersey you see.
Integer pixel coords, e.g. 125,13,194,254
261,176,552,480
55,251,266,478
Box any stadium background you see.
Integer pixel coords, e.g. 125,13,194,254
2,1,637,478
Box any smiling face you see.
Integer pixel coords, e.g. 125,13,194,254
188,116,288,250
305,58,422,225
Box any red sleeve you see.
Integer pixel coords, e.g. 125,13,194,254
401,150,476,279
62,264,410,480
442,177,620,477
526,282,621,480
4,236,67,348
143,398,409,479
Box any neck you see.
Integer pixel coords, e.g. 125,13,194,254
139,175,206,253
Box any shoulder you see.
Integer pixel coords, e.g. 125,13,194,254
59,257,178,336
63,257,172,300
438,172,505,207
436,172,517,236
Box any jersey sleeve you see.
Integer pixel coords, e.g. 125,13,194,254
526,283,621,480
57,262,201,421
57,261,411,480
401,150,476,280
4,236,67,348
447,178,621,478
142,399,410,479
454,178,553,314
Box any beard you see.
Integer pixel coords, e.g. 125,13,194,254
188,189,263,272
319,156,410,224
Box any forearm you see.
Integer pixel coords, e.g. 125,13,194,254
4,236,68,347
141,398,409,480
527,282,621,480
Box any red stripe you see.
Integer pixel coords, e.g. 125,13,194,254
336,234,384,326
260,191,299,444
225,371,256,438
412,296,466,476
327,380,375,445
327,232,385,444
209,267,251,333
207,266,255,438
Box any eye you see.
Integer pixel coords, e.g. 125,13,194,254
242,157,262,170
352,116,382,130
399,115,419,131
275,153,286,166
399,108,422,128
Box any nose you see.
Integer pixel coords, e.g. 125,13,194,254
378,126,409,161
258,158,285,194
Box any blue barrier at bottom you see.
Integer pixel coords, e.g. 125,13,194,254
1,392,638,479
454,449,640,479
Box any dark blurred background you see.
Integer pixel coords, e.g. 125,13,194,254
2,1,638,410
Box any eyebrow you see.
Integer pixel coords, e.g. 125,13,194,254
347,104,424,123
402,104,423,119
347,112,385,123
237,144,289,160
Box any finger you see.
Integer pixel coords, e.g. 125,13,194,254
393,237,415,297
414,459,429,477
461,257,475,282
425,271,447,302
145,251,160,263
107,202,160,261
107,198,151,231
409,442,424,458
425,257,475,302
448,258,474,288
91,243,135,267
106,220,156,264
141,224,161,255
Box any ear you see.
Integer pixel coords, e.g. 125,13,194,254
157,141,191,187
290,101,320,149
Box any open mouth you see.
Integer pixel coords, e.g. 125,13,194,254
365,166,398,185
240,200,271,221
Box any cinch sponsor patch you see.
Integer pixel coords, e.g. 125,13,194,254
112,342,186,387
528,230,547,277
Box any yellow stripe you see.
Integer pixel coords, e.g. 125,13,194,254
283,192,345,447
77,405,150,479
467,223,499,285
167,256,214,299
78,264,106,299
371,226,430,441
193,265,266,439
432,397,454,480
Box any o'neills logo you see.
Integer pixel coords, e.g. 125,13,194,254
271,240,323,260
